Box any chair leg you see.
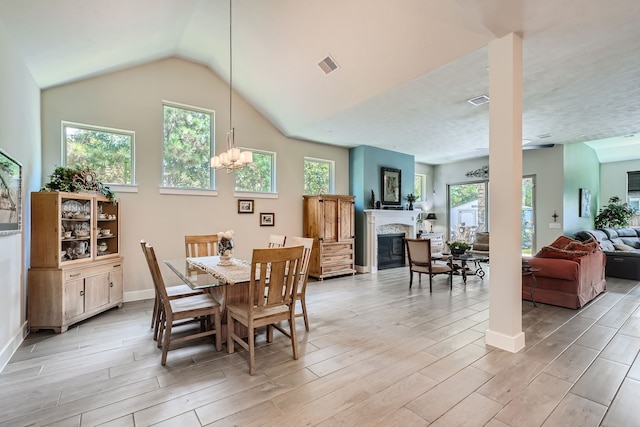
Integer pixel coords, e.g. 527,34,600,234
156,309,166,348
161,319,172,365
409,270,413,288
214,309,222,352
248,321,256,376
429,273,433,293
151,294,158,329
227,310,235,354
300,296,310,331
289,313,299,360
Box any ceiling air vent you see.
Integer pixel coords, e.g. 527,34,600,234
467,95,490,106
318,55,339,75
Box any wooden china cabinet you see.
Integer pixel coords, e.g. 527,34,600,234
303,194,356,280
28,191,123,333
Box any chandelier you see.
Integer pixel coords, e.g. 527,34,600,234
211,0,252,172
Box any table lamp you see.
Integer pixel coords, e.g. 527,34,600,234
426,213,437,232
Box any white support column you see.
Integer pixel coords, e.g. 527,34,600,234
485,32,525,352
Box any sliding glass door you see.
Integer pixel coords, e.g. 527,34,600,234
447,176,536,253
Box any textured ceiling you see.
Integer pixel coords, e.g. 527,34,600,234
1,0,639,164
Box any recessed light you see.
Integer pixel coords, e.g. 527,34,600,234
522,139,532,145
537,133,552,139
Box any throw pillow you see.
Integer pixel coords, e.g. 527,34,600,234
536,245,589,260
472,243,489,251
565,241,599,253
549,235,576,249
613,243,636,251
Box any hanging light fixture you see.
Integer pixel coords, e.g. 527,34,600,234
211,0,252,173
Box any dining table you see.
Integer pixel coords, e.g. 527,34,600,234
164,255,253,341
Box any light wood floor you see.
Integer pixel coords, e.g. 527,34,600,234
2,267,640,426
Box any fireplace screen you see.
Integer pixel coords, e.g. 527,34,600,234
378,233,406,270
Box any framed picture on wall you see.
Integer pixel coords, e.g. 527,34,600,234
237,199,254,214
381,167,401,205
0,148,22,235
579,188,591,218
260,212,275,226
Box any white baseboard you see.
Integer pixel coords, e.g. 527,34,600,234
485,329,525,353
0,320,28,373
124,289,154,302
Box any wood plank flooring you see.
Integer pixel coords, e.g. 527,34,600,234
1,267,640,426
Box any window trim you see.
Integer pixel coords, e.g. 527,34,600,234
414,173,426,202
61,121,136,185
304,157,335,194
234,148,277,194
162,101,215,190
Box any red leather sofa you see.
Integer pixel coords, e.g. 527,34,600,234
522,236,606,309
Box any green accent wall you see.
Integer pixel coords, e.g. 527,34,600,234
349,145,415,266
563,143,600,236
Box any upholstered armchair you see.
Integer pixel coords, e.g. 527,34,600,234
469,232,489,257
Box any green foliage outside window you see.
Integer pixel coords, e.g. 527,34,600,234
162,104,213,189
64,124,133,185
304,159,332,194
235,151,274,192
450,183,480,208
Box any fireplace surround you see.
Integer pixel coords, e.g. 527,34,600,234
363,209,419,273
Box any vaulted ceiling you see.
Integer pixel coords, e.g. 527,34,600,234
1,0,639,164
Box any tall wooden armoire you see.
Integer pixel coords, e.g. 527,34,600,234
303,194,356,280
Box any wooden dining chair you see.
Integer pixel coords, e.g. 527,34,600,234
284,236,314,331
404,238,453,291
268,234,286,248
226,245,304,375
142,240,204,340
185,234,219,257
140,240,222,365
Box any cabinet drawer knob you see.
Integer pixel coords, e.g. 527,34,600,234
110,282,114,288
80,290,85,296
113,264,121,268
70,273,81,278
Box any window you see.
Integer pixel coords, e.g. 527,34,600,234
63,122,134,185
414,174,426,202
235,149,276,193
304,157,334,194
628,171,640,212
162,102,214,189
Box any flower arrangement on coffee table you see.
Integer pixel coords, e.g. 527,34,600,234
446,240,471,255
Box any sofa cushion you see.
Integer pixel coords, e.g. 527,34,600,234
616,228,638,237
549,235,576,249
620,238,640,248
472,243,489,251
613,242,637,251
602,228,619,239
536,245,589,260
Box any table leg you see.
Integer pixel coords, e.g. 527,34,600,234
461,260,468,284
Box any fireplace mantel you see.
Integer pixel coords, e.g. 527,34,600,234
363,209,419,273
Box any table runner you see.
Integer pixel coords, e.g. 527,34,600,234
187,256,251,285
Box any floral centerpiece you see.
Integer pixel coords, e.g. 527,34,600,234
446,240,471,255
217,230,234,265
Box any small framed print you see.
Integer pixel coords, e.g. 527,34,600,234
260,212,275,226
238,199,254,214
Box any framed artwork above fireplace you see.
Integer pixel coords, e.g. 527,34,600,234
381,167,401,206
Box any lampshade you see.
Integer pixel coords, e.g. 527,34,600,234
426,213,437,220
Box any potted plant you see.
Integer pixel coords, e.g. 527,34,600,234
446,240,471,255
42,166,117,203
405,193,417,210
594,196,634,229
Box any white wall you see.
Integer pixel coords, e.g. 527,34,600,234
600,159,640,204
41,57,350,301
433,145,565,250
0,22,41,370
